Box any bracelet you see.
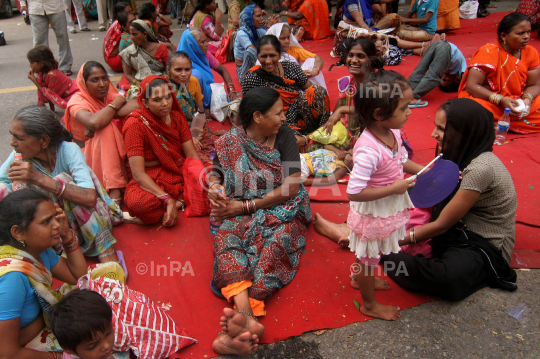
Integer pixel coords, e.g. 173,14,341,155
55,181,65,197
50,352,63,359
249,199,256,214
98,248,116,260
108,103,118,111
158,194,173,208
313,65,320,72
488,93,503,105
62,233,80,253
197,107,205,114
302,134,308,145
58,182,66,198
61,228,76,246
411,228,417,244
238,310,258,321
522,93,534,102
208,180,220,189
241,200,248,215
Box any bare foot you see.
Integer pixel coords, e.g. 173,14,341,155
338,237,350,247
314,213,350,244
360,302,401,321
351,277,390,290
222,308,265,339
212,332,259,355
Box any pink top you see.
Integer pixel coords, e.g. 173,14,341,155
347,129,407,194
206,52,220,70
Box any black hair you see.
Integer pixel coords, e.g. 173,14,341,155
347,37,377,58
257,35,281,55
14,106,73,150
498,13,531,41
82,61,107,83
438,99,451,115
239,87,281,128
0,189,50,246
167,51,192,72
27,46,58,74
112,1,130,20
354,68,410,128
439,81,460,93
138,2,156,20
118,11,132,30
130,22,158,43
145,78,169,99
48,290,113,354
191,0,214,21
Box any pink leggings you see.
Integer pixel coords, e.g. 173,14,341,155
360,256,381,267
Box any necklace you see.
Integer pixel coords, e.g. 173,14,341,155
367,129,397,157
262,136,269,146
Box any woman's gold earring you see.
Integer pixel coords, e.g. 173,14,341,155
18,238,25,247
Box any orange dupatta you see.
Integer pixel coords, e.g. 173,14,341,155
298,0,332,40
458,42,540,134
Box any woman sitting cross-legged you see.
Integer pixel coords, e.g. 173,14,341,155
65,61,139,205
208,87,312,356
122,75,201,226
119,19,170,98
242,35,330,149
0,106,125,268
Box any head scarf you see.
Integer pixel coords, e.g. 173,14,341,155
132,19,158,42
239,4,264,46
432,98,495,219
177,29,214,108
127,75,189,175
64,62,119,141
266,22,302,49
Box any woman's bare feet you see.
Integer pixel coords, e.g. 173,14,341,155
220,308,265,339
212,332,259,355
314,213,350,246
351,277,390,290
98,247,119,263
360,302,401,321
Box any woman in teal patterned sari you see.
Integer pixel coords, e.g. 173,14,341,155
207,87,311,356
0,106,127,273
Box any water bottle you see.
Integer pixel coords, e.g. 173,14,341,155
494,108,511,145
191,109,206,140
12,153,27,191
209,189,223,236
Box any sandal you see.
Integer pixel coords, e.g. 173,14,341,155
409,99,428,108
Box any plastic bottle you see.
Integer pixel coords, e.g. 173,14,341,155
494,108,511,145
191,110,207,140
209,189,223,236
12,153,27,191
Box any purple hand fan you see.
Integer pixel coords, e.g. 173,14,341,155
408,154,460,208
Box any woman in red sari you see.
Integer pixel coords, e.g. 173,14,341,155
280,0,332,40
458,13,540,134
122,75,200,225
103,2,133,72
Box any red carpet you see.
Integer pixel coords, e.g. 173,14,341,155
111,12,539,358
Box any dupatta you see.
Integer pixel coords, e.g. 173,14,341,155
103,20,123,59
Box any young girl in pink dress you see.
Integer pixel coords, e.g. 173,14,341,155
26,46,80,111
347,63,426,321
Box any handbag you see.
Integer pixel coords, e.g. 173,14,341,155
215,29,233,64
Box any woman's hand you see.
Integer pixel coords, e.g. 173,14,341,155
500,97,521,116
295,135,307,146
8,161,42,185
192,137,202,151
344,153,353,169
323,113,341,134
84,127,95,138
162,199,179,227
54,203,72,240
304,67,320,77
228,91,239,101
208,184,229,207
210,200,243,220
390,178,415,195
27,69,37,83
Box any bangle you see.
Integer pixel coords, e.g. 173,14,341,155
209,180,220,189
197,108,205,114
313,66,320,72
488,93,503,105
411,228,417,244
61,229,76,245
522,93,534,102
55,181,64,197
108,103,117,111
158,194,173,209
62,233,80,253
58,183,66,198
302,134,308,145
50,352,63,359
249,199,256,214
98,248,116,260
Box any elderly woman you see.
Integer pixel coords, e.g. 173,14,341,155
208,87,311,356
242,35,330,147
316,99,518,301
0,190,88,358
177,28,239,109
122,76,201,226
458,13,540,134
265,22,327,90
65,61,138,204
279,0,331,41
190,0,224,55
234,5,267,78
119,19,170,98
0,106,125,267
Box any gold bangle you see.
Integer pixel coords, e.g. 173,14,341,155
108,103,117,111
522,93,534,102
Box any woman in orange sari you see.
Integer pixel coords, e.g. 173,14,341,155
458,13,540,134
436,0,460,31
65,61,139,203
280,0,332,41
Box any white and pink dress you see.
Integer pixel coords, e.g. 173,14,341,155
346,129,414,266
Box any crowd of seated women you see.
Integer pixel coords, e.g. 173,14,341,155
1,2,536,356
